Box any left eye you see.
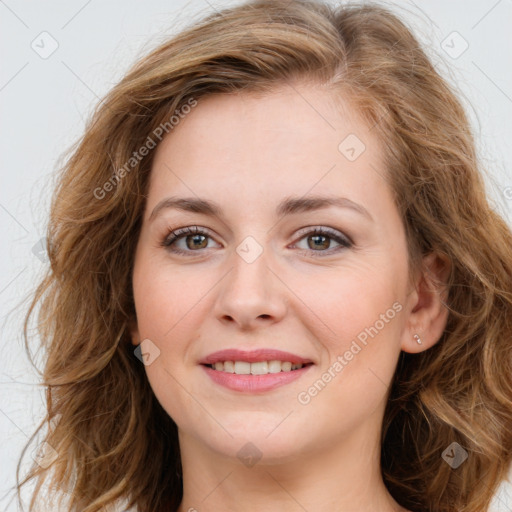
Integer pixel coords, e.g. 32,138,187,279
161,226,352,256
291,226,352,256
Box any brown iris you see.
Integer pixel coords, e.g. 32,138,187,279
184,234,207,250
308,234,330,250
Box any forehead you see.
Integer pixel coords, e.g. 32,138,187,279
146,83,390,217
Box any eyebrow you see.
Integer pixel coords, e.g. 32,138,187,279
148,195,373,222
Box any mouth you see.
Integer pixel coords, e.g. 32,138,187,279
203,360,314,375
199,349,315,393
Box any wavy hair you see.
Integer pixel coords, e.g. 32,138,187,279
15,1,512,511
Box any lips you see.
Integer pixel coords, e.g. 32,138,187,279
199,348,313,365
199,348,314,392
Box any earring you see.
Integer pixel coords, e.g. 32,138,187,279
413,334,422,345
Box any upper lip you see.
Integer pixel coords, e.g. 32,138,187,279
200,349,313,365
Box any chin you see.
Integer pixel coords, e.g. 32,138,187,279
194,416,312,465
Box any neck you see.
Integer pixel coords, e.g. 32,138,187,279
176,420,407,512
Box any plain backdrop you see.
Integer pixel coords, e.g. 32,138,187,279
1,0,511,510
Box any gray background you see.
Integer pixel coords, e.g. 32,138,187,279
1,0,511,510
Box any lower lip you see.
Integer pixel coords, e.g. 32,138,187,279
201,364,313,392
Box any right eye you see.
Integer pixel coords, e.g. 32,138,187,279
161,226,220,255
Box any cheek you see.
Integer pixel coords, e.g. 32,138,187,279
131,260,209,425
297,299,403,442
132,250,203,340
286,257,404,350
293,262,404,405
133,277,180,340
131,259,196,398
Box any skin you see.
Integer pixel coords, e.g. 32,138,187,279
129,81,449,512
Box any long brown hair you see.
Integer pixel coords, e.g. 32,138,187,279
15,1,512,511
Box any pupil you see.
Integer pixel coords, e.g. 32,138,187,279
309,235,329,250
187,235,207,250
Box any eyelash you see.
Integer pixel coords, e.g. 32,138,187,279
160,225,353,257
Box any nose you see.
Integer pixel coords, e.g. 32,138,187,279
213,242,288,331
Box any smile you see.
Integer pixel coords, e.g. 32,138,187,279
205,360,309,374
199,348,314,392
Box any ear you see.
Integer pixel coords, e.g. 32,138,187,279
128,316,141,346
401,252,451,353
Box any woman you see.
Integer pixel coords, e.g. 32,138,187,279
16,1,512,511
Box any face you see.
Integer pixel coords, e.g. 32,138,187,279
130,82,418,463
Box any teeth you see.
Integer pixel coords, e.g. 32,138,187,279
281,361,292,372
268,360,282,373
234,361,251,374
251,361,268,375
223,361,234,373
210,360,304,375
